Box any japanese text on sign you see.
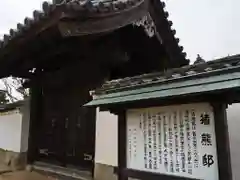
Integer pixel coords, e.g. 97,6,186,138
127,103,219,180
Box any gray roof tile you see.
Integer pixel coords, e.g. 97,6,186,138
94,54,240,94
0,0,145,49
0,0,189,67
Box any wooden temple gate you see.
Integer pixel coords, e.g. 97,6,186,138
0,0,188,176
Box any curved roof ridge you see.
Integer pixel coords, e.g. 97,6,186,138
0,0,145,48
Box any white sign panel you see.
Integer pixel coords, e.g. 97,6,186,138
126,103,219,180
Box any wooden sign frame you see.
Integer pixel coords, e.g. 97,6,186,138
114,102,232,180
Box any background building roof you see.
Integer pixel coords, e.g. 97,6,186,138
86,54,240,107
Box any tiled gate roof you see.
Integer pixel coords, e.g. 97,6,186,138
94,54,240,94
0,0,146,48
85,54,240,107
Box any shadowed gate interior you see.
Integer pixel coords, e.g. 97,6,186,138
28,24,171,172
39,83,96,169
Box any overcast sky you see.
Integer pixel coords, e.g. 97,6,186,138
164,0,240,62
0,0,240,62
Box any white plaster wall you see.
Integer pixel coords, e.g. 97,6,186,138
0,111,22,152
0,101,30,153
20,100,30,153
227,103,240,180
95,108,118,166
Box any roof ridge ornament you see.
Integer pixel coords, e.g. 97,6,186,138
194,54,206,64
133,14,156,38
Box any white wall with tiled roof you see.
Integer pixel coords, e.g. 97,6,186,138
227,104,240,180
95,108,118,166
0,110,22,152
0,101,30,153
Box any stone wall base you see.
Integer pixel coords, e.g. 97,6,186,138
0,149,27,171
94,163,139,180
94,163,117,180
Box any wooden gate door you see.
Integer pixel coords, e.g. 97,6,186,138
38,92,95,170
65,106,96,170
38,95,67,165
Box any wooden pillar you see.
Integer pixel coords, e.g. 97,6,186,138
212,103,232,180
27,80,43,163
118,110,128,180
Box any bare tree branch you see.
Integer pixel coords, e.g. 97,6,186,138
1,77,29,103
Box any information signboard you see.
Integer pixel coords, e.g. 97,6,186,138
126,103,219,180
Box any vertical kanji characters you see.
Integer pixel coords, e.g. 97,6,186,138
179,111,186,172
148,112,153,169
185,110,192,175
202,154,214,167
143,112,148,169
163,114,168,172
139,114,143,129
201,133,212,146
200,113,210,125
157,112,162,166
128,128,132,162
168,113,174,173
191,109,198,168
152,114,158,170
174,111,180,172
133,128,137,158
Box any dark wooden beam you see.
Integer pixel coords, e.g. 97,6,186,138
118,110,127,180
0,26,61,78
122,168,200,180
11,37,90,78
212,103,232,180
114,167,200,180
27,78,43,163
